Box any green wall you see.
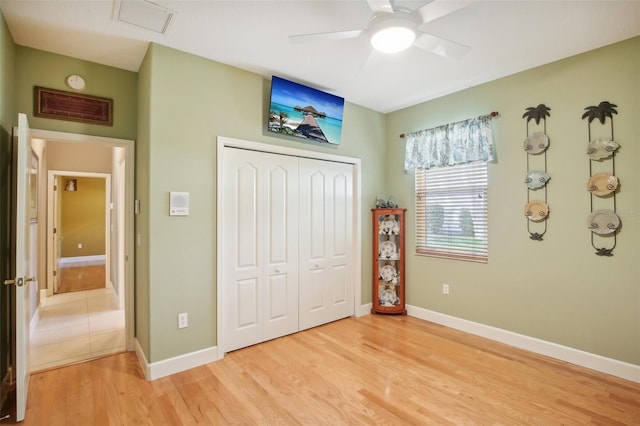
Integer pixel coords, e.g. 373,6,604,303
14,46,137,140
0,10,15,129
136,43,386,362
386,37,640,365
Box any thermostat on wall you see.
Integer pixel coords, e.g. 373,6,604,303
169,192,189,216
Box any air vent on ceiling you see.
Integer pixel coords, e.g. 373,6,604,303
116,0,175,34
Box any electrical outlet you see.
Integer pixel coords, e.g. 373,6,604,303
443,284,450,295
178,313,188,329
77,243,83,249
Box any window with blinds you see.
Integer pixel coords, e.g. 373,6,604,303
415,161,488,262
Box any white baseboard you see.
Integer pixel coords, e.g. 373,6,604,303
406,304,640,384
134,338,221,381
59,255,106,266
356,303,372,317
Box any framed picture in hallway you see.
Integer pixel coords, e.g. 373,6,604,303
268,76,344,145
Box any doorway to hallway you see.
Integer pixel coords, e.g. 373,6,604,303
29,129,135,371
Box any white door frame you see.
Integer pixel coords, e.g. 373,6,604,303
46,171,111,295
216,136,363,355
31,128,135,351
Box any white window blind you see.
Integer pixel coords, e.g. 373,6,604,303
415,161,488,262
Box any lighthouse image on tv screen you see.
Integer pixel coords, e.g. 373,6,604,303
268,76,344,145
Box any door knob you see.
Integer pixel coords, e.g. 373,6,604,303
4,277,23,286
3,277,34,287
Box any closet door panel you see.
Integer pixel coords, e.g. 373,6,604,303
263,160,299,341
267,274,288,319
268,166,288,264
331,264,348,304
332,173,349,256
236,278,258,329
222,154,261,351
236,163,258,268
328,170,351,310
307,171,326,259
299,159,354,330
307,267,326,311
222,148,299,352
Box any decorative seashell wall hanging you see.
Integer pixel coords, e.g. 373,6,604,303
582,101,620,256
522,104,551,241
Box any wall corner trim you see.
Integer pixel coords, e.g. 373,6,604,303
406,305,640,384
134,339,221,381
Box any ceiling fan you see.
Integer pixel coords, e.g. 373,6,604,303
289,0,471,59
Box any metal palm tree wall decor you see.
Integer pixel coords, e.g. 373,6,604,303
523,104,551,240
583,101,620,256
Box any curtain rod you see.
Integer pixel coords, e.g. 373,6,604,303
399,111,500,139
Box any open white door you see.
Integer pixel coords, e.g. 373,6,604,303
6,113,34,422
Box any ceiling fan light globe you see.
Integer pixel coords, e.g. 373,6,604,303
368,11,418,54
371,26,416,53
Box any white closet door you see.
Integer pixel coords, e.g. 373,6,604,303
221,148,299,352
298,158,354,330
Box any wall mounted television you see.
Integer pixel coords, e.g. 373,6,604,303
268,76,345,145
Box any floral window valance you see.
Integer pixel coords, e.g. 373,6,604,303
404,114,496,171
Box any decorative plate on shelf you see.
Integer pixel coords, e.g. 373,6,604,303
379,240,398,260
587,173,619,196
379,289,398,307
587,209,620,235
523,132,549,154
525,170,551,190
586,138,619,160
524,200,549,221
379,217,400,235
379,265,397,283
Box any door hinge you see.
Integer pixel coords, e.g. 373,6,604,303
53,227,57,234
53,270,57,277
54,184,57,191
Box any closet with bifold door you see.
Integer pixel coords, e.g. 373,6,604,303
221,146,355,353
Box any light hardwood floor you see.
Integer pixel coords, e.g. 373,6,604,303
58,264,106,293
23,314,640,425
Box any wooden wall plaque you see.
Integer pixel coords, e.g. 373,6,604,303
34,86,113,126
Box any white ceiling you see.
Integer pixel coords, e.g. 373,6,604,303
1,0,639,113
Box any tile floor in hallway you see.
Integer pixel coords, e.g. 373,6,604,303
30,287,126,372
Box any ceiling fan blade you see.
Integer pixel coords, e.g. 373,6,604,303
417,1,469,24
366,0,394,14
414,33,470,60
289,29,365,43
